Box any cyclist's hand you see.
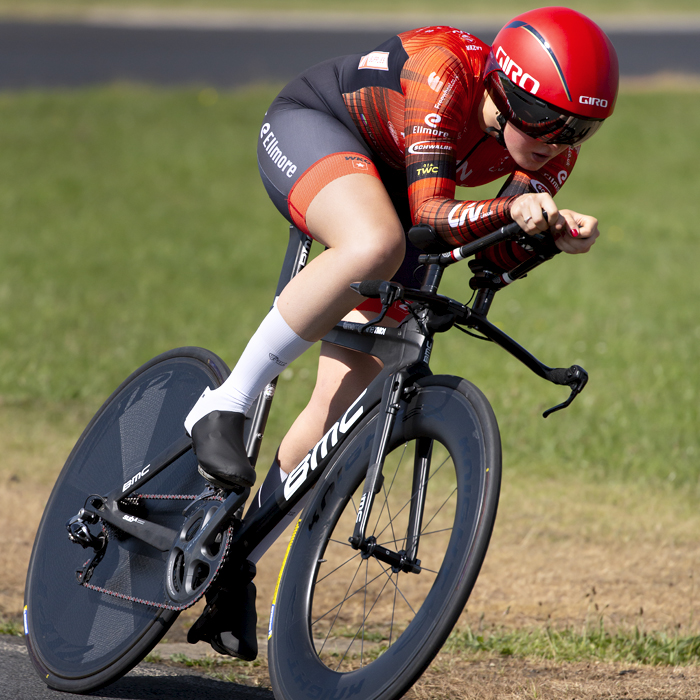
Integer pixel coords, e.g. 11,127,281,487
554,209,599,254
511,192,564,234
512,195,598,255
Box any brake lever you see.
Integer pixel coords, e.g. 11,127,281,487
350,281,405,330
542,365,588,418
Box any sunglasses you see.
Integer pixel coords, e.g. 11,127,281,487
487,68,605,146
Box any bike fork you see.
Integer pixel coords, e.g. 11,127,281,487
349,370,425,574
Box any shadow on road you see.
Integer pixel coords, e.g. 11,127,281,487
98,674,274,700
98,671,274,700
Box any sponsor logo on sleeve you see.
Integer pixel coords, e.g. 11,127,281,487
407,141,454,155
424,113,442,128
412,125,448,138
415,162,439,177
358,51,390,71
412,160,453,181
448,203,486,228
428,72,444,92
529,179,551,194
433,74,459,111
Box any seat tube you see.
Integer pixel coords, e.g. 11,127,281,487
245,225,313,465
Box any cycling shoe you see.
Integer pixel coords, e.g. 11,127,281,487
191,411,256,489
187,561,258,661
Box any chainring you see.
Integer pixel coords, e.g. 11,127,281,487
164,499,232,608
80,493,232,612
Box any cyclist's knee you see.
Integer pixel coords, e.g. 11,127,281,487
341,218,404,277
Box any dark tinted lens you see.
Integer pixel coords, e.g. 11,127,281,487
493,72,604,145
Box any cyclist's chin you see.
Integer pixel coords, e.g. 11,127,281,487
508,149,551,171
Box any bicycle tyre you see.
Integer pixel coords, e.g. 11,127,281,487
24,347,230,693
268,375,501,700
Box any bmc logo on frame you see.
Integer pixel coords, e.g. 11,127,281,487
123,465,150,493
579,95,609,108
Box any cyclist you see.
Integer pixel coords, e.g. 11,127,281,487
184,6,619,659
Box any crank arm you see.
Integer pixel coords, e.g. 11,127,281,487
83,495,178,552
188,487,249,551
84,484,248,553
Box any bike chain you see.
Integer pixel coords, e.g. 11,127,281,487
79,492,233,612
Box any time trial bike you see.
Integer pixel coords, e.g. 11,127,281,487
24,221,587,700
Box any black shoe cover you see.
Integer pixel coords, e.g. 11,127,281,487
191,411,256,489
187,561,258,661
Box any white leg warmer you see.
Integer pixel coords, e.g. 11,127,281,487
185,305,313,434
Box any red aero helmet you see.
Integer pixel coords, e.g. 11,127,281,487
484,6,619,145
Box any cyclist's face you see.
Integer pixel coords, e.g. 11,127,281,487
503,122,567,171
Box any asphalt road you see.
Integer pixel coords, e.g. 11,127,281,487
0,21,699,89
0,636,273,700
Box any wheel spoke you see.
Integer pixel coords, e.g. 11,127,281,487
312,565,393,628
371,451,451,547
418,486,458,537
369,443,407,550
314,547,361,586
313,554,366,656
333,562,395,671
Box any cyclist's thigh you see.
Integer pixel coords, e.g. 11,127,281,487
258,103,382,236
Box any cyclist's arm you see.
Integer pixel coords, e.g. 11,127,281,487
402,46,521,246
402,48,586,267
477,148,582,268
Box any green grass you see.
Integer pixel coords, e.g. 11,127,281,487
449,623,700,666
0,83,698,488
0,619,22,636
438,90,700,490
1,0,699,16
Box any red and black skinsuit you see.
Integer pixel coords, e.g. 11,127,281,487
257,26,578,314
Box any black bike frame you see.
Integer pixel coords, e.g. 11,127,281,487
81,223,586,577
